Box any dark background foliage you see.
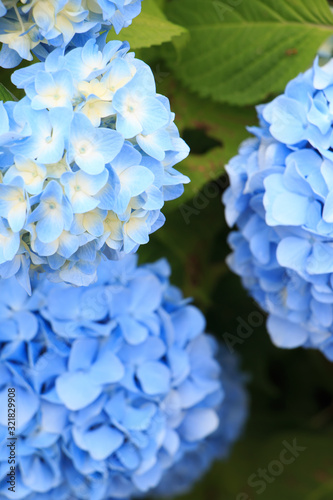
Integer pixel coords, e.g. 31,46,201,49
134,1,333,498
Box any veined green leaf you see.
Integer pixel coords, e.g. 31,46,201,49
167,0,333,105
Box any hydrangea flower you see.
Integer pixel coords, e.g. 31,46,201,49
0,255,247,500
0,0,143,68
0,37,189,290
153,347,248,497
223,56,333,361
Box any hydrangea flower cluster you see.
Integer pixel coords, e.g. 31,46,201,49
153,347,248,497
0,255,247,500
0,37,189,290
0,0,143,68
223,56,333,361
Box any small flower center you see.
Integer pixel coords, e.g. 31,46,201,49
78,141,90,155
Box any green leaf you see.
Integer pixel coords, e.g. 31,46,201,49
156,78,256,208
0,82,16,102
139,79,255,304
166,0,333,105
139,192,228,308
107,0,187,49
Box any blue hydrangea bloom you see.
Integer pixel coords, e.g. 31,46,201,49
0,0,143,68
0,255,244,500
223,56,333,361
0,37,189,290
153,347,248,497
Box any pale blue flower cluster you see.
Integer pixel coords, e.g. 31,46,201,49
0,37,189,290
0,256,241,500
153,347,248,497
223,57,333,361
0,0,143,68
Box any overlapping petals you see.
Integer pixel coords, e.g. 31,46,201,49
223,57,333,360
0,256,247,500
153,347,248,497
0,37,189,289
0,0,143,68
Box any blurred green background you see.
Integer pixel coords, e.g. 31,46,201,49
134,1,333,498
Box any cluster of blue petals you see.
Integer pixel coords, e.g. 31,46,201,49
223,57,333,361
0,36,189,290
0,0,143,68
0,255,244,500
153,347,248,497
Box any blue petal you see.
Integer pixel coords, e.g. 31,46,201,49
267,315,309,348
118,315,148,345
136,361,170,395
89,349,124,384
68,338,98,372
56,372,101,410
179,408,219,442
